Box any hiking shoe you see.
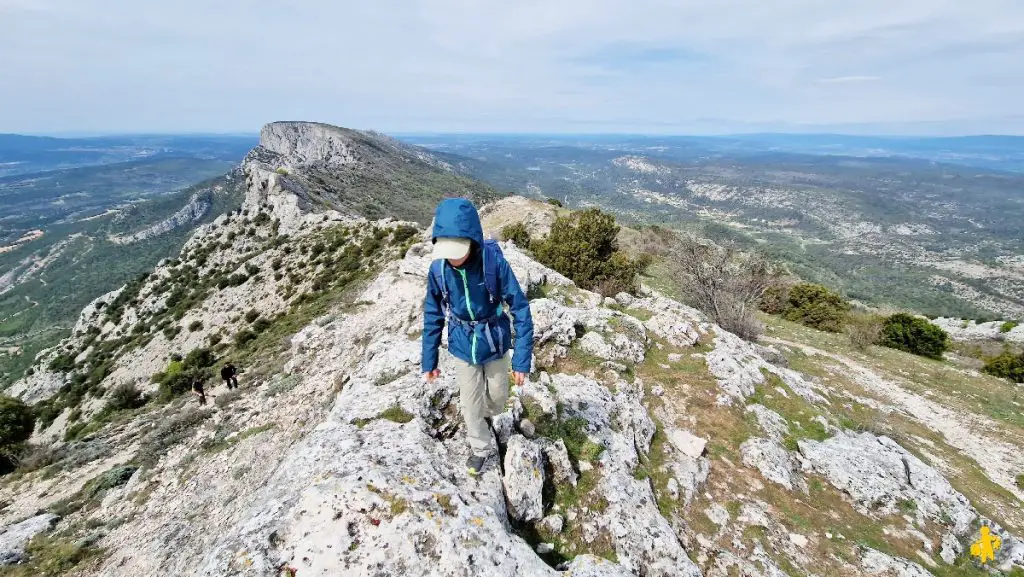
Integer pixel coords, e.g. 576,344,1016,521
466,455,486,477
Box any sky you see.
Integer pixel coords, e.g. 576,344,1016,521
2,0,1024,135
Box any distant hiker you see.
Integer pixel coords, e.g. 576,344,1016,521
221,362,239,390
192,376,207,406
422,198,534,477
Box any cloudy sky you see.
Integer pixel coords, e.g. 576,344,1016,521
2,0,1023,135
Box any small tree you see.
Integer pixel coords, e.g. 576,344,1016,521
0,396,35,451
532,208,647,295
501,222,531,249
982,350,1024,383
106,384,147,412
879,313,949,359
783,283,849,332
672,237,775,341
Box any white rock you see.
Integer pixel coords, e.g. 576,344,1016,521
860,547,934,577
668,429,707,459
502,435,546,523
666,478,680,500
541,438,578,487
746,404,790,443
614,292,633,307
788,533,808,547
741,438,796,490
539,514,564,534
800,432,976,534
0,514,59,565
706,504,730,527
536,542,554,554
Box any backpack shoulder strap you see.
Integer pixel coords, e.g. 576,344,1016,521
429,259,449,305
481,239,503,305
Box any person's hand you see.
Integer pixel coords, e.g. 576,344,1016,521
513,371,527,386
425,369,441,383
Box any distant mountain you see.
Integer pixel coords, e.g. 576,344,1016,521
248,122,499,225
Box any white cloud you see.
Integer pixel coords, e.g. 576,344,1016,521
0,0,1023,134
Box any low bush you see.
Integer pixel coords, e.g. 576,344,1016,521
188,320,203,332
105,384,147,412
501,222,531,249
244,310,260,323
782,283,849,332
234,329,257,347
1001,321,1019,333
0,396,35,452
982,350,1024,383
532,208,648,295
391,225,419,243
879,313,949,360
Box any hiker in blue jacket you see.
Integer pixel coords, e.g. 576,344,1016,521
422,198,534,476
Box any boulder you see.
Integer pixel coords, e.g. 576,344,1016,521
0,514,59,566
539,514,564,534
741,437,797,490
503,435,546,522
799,432,975,534
541,438,578,487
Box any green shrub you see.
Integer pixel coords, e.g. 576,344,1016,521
1001,321,1019,333
234,329,257,347
982,350,1024,383
1016,474,1024,490
501,222,531,249
188,320,204,332
251,317,272,333
48,353,77,374
391,225,419,243
244,310,260,323
183,347,216,370
545,197,563,207
0,396,36,451
782,283,849,332
245,263,260,275
532,208,647,295
105,384,146,412
879,313,949,360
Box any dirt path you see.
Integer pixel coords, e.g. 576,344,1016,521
766,337,1024,503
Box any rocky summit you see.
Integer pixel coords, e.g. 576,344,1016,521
0,122,1022,577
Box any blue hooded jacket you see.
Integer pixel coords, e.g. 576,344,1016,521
422,199,534,374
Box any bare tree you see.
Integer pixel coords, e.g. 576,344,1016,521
670,236,775,340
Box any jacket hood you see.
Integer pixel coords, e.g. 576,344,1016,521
431,198,484,248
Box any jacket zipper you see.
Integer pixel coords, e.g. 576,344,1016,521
456,268,478,363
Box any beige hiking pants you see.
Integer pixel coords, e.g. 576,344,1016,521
453,354,510,457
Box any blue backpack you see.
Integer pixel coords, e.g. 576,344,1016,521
429,238,505,313
430,239,509,358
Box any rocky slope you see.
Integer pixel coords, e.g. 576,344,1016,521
1,123,1022,577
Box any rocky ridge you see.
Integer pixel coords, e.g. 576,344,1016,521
0,123,1022,577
